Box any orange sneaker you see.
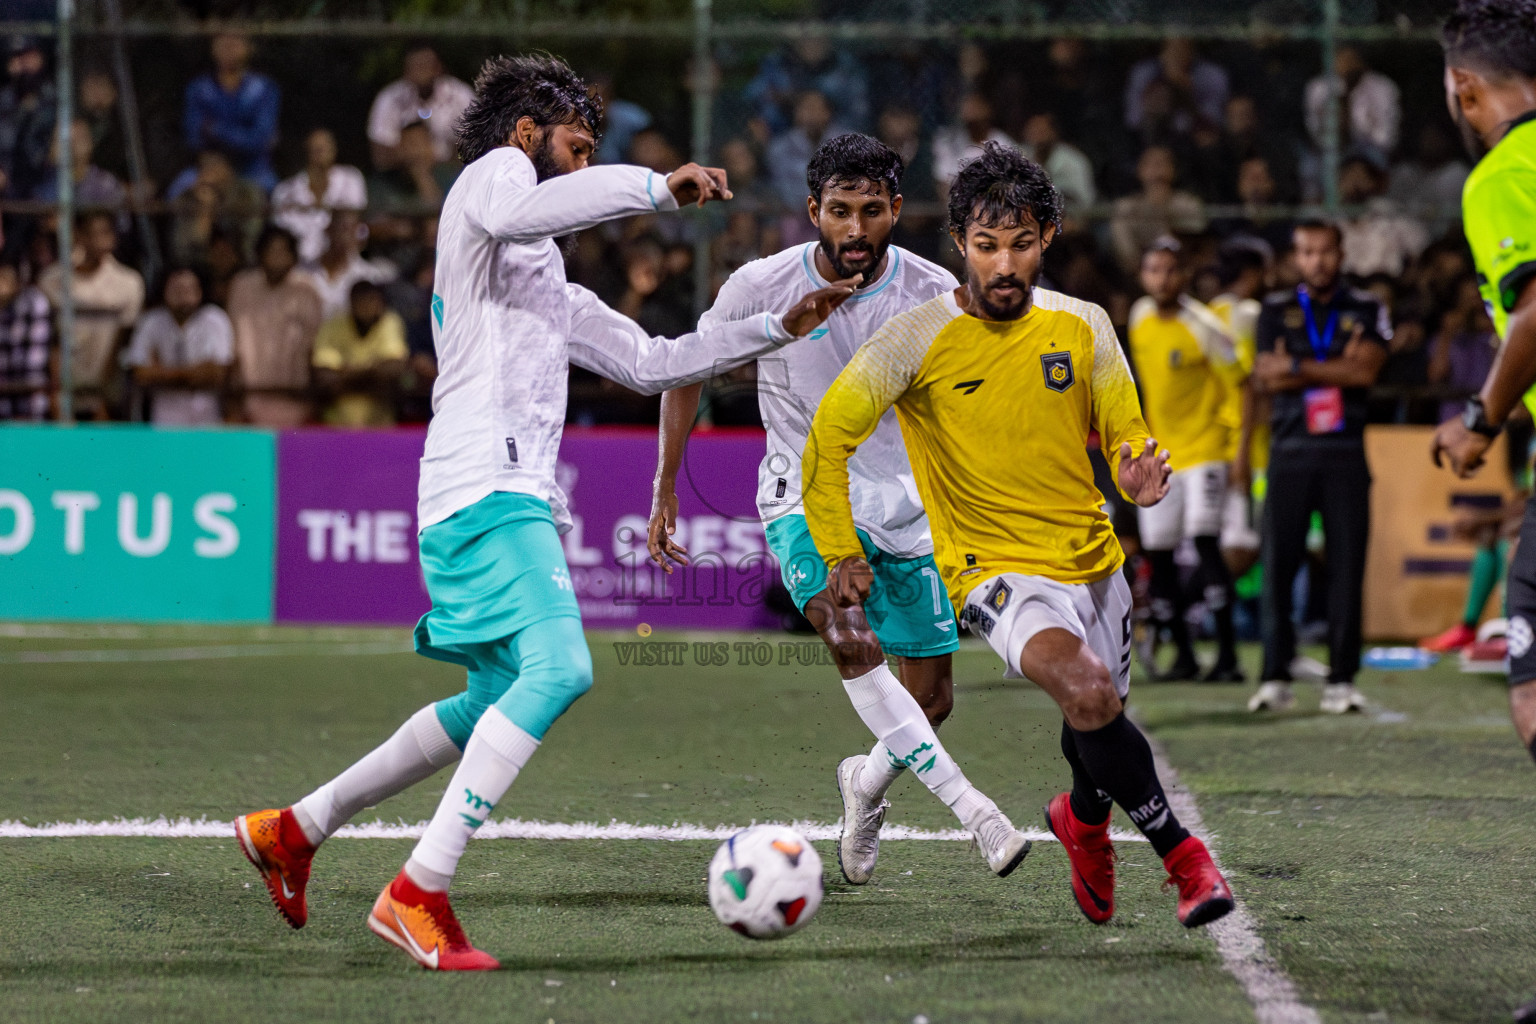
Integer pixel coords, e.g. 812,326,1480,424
368,871,500,971
1420,623,1476,653
1163,836,1235,928
235,807,315,929
1044,793,1116,924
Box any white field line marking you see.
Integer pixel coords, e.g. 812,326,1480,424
0,642,414,664
0,816,1148,843
1145,732,1321,1024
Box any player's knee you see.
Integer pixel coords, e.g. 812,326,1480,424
1061,663,1119,730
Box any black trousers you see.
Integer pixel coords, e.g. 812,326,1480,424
1506,497,1536,687
1260,441,1372,683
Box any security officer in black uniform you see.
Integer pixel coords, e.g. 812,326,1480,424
1247,218,1389,714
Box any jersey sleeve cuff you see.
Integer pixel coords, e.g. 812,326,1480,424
647,171,679,212
764,312,795,345
1500,260,1536,313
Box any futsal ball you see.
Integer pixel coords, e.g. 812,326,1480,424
707,824,824,939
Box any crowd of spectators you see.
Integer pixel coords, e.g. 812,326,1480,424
0,30,1491,429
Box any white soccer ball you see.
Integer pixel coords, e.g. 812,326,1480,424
707,824,824,939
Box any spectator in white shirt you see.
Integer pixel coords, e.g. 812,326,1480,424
931,92,1016,200
272,127,368,264
1305,45,1400,157
124,267,233,426
1337,148,1428,278
1019,112,1097,212
299,208,397,319
367,44,474,169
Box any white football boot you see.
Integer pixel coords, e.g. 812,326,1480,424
1319,682,1367,714
973,809,1031,877
835,755,888,885
1247,680,1296,712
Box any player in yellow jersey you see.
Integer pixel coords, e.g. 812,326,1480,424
1209,243,1269,577
1128,238,1245,682
803,143,1235,928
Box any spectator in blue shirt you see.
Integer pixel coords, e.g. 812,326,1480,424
182,33,280,193
745,38,870,135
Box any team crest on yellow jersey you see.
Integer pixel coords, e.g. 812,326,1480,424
1041,351,1075,393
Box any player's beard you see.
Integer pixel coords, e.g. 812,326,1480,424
967,265,1032,321
527,128,566,183
1451,103,1490,161
818,235,888,286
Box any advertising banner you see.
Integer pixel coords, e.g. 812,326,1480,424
0,425,275,621
274,427,779,631
1363,425,1516,640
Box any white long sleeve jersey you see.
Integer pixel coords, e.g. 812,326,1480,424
699,243,957,557
419,146,796,532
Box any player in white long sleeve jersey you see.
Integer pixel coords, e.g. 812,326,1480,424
648,135,1032,890
235,54,857,970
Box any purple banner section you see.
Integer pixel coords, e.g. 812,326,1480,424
275,427,780,630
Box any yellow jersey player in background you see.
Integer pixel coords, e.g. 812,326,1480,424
803,142,1235,930
1128,237,1246,682
1208,243,1269,581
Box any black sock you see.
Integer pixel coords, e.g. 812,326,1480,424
1060,720,1112,825
1193,536,1237,666
1149,550,1196,664
1068,713,1190,857
1528,733,1536,766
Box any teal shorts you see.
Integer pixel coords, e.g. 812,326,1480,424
414,491,581,667
763,515,958,659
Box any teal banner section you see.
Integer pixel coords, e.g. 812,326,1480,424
0,426,276,622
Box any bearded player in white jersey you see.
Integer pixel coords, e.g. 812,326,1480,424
648,134,1033,888
233,54,858,970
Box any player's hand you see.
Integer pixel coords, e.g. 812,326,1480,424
828,557,874,608
646,484,690,573
666,163,732,208
782,277,862,337
1431,416,1492,479
1119,438,1172,507
1251,351,1292,392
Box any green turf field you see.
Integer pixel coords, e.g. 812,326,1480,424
2,624,1534,1023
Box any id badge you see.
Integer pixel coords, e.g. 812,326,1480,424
1303,387,1345,435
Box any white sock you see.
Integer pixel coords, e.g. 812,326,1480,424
405,708,539,891
842,664,995,830
856,740,905,802
292,705,461,847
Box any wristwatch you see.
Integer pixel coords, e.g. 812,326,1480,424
1462,396,1503,439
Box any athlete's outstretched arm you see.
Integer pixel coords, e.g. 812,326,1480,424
804,319,927,607
565,278,859,396
648,383,703,572
1084,302,1168,505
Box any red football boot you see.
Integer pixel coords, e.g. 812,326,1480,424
1044,793,1116,924
1420,623,1476,653
1163,836,1235,928
368,871,500,971
235,807,315,928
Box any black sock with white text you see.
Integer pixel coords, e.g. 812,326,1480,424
1059,719,1112,825
1068,713,1190,858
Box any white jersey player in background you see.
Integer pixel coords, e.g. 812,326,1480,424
648,134,1032,889
235,54,859,970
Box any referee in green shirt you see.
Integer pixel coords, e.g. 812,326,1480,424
1432,0,1536,877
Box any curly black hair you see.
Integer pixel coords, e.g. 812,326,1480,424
1443,0,1536,79
804,133,903,202
456,53,603,165
946,141,1063,239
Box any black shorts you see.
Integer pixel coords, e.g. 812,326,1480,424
1508,497,1536,686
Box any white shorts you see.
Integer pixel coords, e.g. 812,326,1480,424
960,571,1133,699
1220,486,1261,551
1138,461,1227,550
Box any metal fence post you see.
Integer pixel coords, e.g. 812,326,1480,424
690,0,713,320
1321,0,1341,215
55,0,75,424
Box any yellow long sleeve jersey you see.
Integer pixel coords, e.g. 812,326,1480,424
803,288,1151,609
